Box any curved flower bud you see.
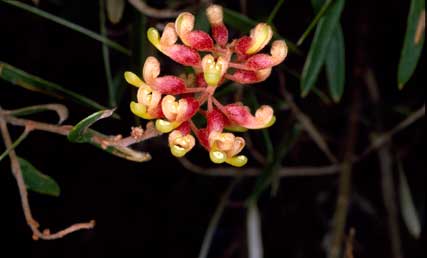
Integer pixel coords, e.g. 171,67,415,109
206,5,228,46
168,123,195,157
235,23,273,55
156,95,199,133
142,56,186,94
175,12,214,51
124,71,146,88
147,25,201,66
225,68,271,84
244,40,288,70
223,103,275,129
208,131,247,167
201,55,228,86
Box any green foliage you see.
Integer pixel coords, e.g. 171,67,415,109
301,0,345,97
19,157,60,197
68,109,115,143
0,62,110,113
398,0,425,89
325,26,345,102
1,0,130,55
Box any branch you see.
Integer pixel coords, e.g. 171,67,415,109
278,71,338,163
178,157,340,177
128,0,182,18
0,116,94,240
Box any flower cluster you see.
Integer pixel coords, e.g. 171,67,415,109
124,5,287,167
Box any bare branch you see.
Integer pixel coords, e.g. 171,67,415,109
0,116,94,240
278,71,338,163
128,0,182,18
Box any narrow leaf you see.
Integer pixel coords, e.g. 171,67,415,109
267,0,285,24
247,202,263,258
297,0,333,45
68,109,115,143
397,0,425,89
1,0,130,55
222,7,301,55
399,162,421,238
325,25,345,102
100,0,117,107
0,62,112,114
301,0,345,97
195,7,210,32
0,129,29,162
106,0,125,24
8,104,68,124
18,157,60,197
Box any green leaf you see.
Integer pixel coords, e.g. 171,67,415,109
397,0,425,89
18,157,60,197
0,129,29,162
297,0,333,45
1,0,130,55
247,201,263,258
0,62,113,114
267,0,285,24
8,104,68,124
301,0,345,97
68,109,115,143
222,7,301,55
106,0,125,24
399,162,421,238
100,0,117,107
325,25,345,102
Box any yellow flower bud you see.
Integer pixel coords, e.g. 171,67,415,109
246,23,273,54
225,155,248,167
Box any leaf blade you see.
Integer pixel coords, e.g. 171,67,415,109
19,157,60,197
325,25,345,102
1,0,130,55
397,0,425,89
247,202,263,258
68,109,114,143
399,162,421,238
0,62,112,114
301,0,345,97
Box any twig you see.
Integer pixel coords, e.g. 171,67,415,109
278,71,338,163
328,87,360,258
358,105,425,159
178,157,340,177
0,126,31,162
0,110,161,148
0,116,95,240
365,68,402,258
128,0,182,18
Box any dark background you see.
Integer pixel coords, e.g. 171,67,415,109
0,0,425,257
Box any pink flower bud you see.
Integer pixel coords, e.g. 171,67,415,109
223,103,275,129
206,5,228,46
226,68,272,84
175,12,214,51
234,23,273,55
